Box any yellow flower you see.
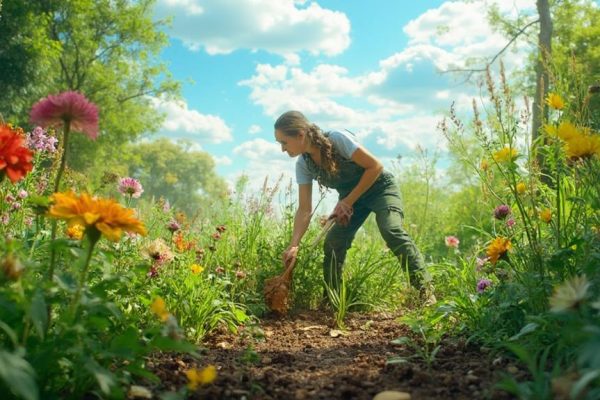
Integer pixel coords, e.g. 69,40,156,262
150,297,170,322
47,192,147,242
486,237,512,264
545,93,565,110
493,147,518,163
186,365,217,390
555,121,580,141
66,224,85,240
564,134,600,160
190,264,204,274
516,182,526,194
549,275,589,312
539,208,552,223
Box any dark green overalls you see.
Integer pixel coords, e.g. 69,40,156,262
302,145,425,293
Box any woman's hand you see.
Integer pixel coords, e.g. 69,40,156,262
282,245,299,268
329,200,353,226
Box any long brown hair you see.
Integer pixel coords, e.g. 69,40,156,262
274,110,338,177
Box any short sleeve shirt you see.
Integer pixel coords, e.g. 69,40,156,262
295,130,360,185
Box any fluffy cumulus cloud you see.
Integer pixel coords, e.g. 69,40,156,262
150,97,233,143
154,0,350,56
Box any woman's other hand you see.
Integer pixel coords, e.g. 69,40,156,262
329,200,353,226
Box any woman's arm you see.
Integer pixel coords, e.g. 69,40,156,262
283,183,313,265
342,145,384,206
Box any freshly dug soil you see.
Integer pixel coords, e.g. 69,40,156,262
149,310,521,399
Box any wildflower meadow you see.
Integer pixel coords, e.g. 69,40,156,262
1,1,600,400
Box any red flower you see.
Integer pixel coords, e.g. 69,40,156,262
0,124,34,183
30,91,99,139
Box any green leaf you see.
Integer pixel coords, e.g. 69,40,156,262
386,357,409,365
150,335,197,353
84,359,116,395
110,327,144,359
29,288,48,340
509,322,539,341
0,350,39,400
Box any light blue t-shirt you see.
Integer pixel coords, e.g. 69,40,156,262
295,130,360,185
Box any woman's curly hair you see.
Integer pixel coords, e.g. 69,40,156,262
274,110,338,177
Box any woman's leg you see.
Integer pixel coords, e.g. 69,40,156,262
374,204,425,289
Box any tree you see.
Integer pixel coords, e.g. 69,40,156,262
126,138,229,216
0,0,180,171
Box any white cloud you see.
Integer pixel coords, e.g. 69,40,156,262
248,124,262,135
213,155,232,166
154,0,350,57
232,138,283,161
150,97,233,143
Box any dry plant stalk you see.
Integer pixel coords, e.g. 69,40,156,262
264,219,335,315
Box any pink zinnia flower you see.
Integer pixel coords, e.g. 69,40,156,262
167,220,181,233
445,235,460,248
477,278,492,293
118,177,144,198
30,91,99,140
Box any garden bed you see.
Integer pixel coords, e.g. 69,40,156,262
150,311,520,399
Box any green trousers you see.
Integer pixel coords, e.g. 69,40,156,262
323,172,424,292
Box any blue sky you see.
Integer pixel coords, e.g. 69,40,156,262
150,0,535,195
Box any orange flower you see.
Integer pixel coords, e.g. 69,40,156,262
47,191,146,241
0,124,34,183
66,224,85,240
486,237,512,264
539,208,552,223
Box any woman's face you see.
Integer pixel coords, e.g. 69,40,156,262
274,129,305,157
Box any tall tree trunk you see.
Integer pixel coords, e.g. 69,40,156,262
532,0,552,167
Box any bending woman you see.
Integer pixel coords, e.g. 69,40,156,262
274,110,427,297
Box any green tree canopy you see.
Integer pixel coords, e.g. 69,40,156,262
126,138,229,216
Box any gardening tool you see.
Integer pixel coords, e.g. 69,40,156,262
264,218,335,314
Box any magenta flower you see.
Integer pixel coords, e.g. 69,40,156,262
118,177,144,198
30,91,99,140
494,204,511,220
506,218,516,228
477,278,492,293
445,235,460,248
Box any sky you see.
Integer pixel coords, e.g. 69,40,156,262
150,0,537,202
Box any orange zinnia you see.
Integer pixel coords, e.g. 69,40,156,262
0,124,34,183
486,237,512,264
47,191,147,241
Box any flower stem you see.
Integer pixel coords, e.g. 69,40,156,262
53,122,71,193
70,230,99,319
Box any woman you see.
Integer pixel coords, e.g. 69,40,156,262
274,110,427,298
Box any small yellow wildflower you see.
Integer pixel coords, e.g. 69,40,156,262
190,264,204,274
516,182,526,194
539,208,552,223
150,297,170,322
545,93,565,110
493,147,518,163
186,365,217,390
549,275,589,312
66,224,85,240
480,159,489,171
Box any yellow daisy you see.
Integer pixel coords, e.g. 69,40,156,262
186,365,217,390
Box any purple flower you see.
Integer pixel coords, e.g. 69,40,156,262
118,177,144,198
494,204,511,220
506,218,516,228
26,127,57,153
477,278,493,293
167,220,181,233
